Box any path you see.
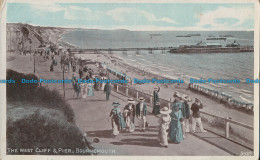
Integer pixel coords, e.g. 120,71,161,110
7,54,253,156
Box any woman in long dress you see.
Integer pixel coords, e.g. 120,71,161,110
101,77,106,91
158,107,171,148
123,98,136,133
169,103,184,144
87,83,94,97
81,82,87,99
109,102,125,137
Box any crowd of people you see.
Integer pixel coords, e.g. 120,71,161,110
36,45,226,149
108,86,208,148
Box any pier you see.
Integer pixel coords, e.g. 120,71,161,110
67,47,172,55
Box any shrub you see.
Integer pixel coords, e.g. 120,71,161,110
6,69,75,122
7,110,89,155
6,69,39,100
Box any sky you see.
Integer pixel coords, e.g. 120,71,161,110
7,3,254,31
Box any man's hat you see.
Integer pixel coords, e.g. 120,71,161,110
127,98,135,104
160,107,172,115
112,101,120,106
195,98,201,102
139,97,145,101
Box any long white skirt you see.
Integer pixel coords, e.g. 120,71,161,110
125,116,135,132
112,120,120,136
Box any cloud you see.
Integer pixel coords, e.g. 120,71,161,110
28,4,253,30
31,4,179,25
63,6,96,20
106,8,179,24
31,4,65,13
31,4,101,21
196,6,254,29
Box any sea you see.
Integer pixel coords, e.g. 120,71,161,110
61,30,254,103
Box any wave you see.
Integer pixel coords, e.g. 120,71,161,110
208,83,223,88
241,89,253,94
239,94,253,103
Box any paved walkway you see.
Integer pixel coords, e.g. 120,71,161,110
7,54,253,156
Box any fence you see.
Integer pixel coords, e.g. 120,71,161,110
111,83,254,149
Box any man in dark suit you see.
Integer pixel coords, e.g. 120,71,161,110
104,82,111,101
136,97,147,132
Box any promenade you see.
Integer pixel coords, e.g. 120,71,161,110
7,53,253,156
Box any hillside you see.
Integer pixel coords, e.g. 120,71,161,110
6,23,75,52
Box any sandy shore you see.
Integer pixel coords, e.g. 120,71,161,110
75,53,253,126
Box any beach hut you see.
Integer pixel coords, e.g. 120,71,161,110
234,101,242,109
246,103,254,112
241,104,247,111
217,92,223,101
198,86,202,92
245,103,253,111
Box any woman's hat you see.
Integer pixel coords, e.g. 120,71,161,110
173,91,181,98
112,101,120,106
154,86,159,90
182,94,192,102
160,107,172,114
127,98,135,104
139,97,145,101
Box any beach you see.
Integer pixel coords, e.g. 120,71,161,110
75,53,253,126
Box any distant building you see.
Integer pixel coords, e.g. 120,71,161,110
6,27,23,52
189,41,222,48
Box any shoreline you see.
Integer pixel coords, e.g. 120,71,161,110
57,29,79,49
55,27,254,126
74,53,253,126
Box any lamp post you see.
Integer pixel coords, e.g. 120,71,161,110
30,46,32,61
33,53,36,73
63,64,65,97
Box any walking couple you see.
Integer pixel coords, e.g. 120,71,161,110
109,97,148,137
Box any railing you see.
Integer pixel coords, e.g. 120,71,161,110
111,83,254,149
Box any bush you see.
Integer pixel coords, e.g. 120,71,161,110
6,69,75,122
6,69,39,100
7,110,89,155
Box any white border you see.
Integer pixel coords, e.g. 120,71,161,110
0,0,259,160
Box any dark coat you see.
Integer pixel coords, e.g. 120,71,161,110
136,102,147,116
183,102,191,118
104,83,111,94
153,91,160,104
124,104,136,118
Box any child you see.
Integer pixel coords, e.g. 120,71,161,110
158,106,172,148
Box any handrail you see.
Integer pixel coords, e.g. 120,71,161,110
200,111,253,130
112,83,254,133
